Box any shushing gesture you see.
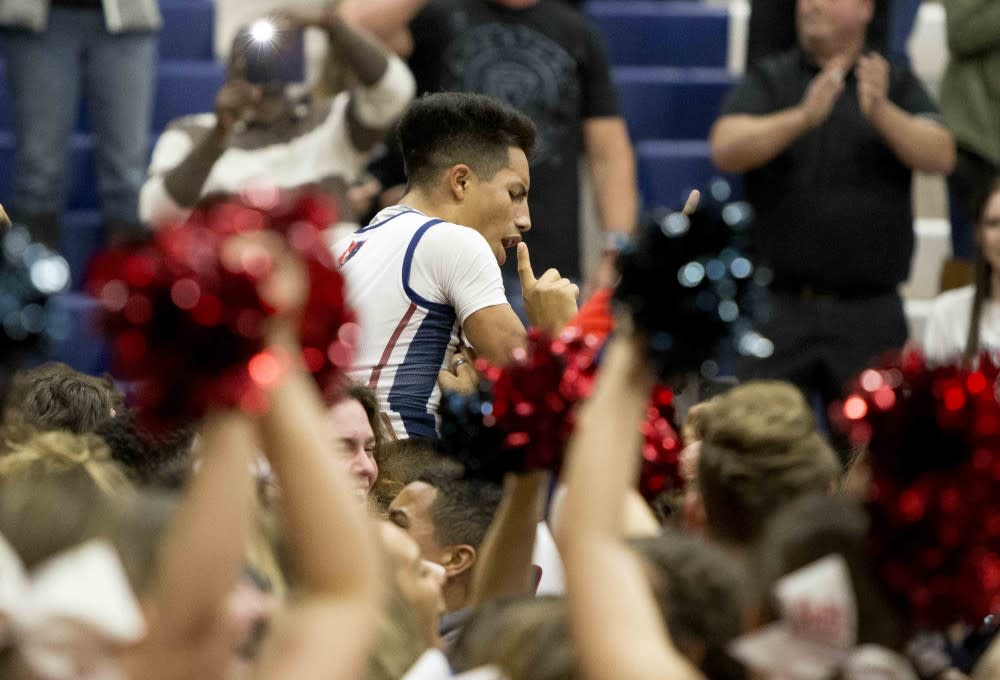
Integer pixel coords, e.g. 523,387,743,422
518,242,579,336
855,52,889,120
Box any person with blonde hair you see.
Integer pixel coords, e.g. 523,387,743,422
695,380,841,552
0,429,132,497
0,233,383,680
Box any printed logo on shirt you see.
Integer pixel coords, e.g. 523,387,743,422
338,240,366,267
442,22,579,167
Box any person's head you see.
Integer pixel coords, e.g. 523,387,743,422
963,179,1000,359
450,596,575,680
95,410,196,489
11,363,120,434
397,92,536,266
388,470,503,611
377,520,447,648
371,437,462,509
697,381,841,549
0,430,132,499
632,534,749,676
0,443,176,680
680,398,720,532
755,493,905,649
364,581,433,680
225,18,300,125
797,0,874,58
327,384,385,497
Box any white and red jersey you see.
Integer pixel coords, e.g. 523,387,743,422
335,206,508,439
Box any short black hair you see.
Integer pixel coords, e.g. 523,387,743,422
372,438,462,510
397,92,536,188
417,469,503,549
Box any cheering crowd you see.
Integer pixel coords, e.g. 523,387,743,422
0,0,999,679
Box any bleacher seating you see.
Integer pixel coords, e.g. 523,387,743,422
584,1,736,209
586,1,728,68
0,0,950,372
614,66,736,141
0,0,221,373
0,0,739,372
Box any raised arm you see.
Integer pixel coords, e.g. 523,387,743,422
139,82,259,224
245,236,382,680
710,57,847,173
857,53,956,174
292,8,415,150
557,335,704,680
253,345,382,680
142,411,257,664
469,471,548,606
340,0,429,55
462,242,578,365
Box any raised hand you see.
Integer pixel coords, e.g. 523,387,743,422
682,189,700,216
518,242,579,335
856,52,889,120
214,79,262,136
799,55,848,130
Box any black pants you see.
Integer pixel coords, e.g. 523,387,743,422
736,289,908,423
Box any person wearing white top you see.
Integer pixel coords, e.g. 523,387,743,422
923,180,1000,363
335,92,579,439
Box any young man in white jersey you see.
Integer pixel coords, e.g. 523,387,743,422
336,92,579,439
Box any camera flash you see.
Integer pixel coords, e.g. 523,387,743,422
249,19,276,44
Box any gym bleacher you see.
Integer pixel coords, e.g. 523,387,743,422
0,0,950,374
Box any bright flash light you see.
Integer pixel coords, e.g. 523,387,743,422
249,19,276,44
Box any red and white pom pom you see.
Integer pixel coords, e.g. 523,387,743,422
87,191,355,430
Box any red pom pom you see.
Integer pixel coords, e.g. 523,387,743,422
87,192,354,430
441,327,685,498
833,350,1000,627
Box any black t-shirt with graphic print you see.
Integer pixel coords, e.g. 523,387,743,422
399,0,620,280
721,48,940,294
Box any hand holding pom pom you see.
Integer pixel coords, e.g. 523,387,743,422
613,182,770,381
86,191,355,430
833,350,1000,628
437,328,684,499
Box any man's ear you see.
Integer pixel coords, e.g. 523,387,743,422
442,544,476,578
447,164,474,201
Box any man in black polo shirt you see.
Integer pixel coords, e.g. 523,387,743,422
710,0,955,417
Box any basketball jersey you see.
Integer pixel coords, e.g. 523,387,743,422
335,206,509,439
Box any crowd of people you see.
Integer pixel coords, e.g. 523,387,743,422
0,0,999,679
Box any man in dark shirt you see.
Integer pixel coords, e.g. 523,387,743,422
710,0,955,416
370,0,637,298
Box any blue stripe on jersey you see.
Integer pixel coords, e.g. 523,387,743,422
356,208,417,234
402,219,450,312
389,217,454,438
389,303,456,438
